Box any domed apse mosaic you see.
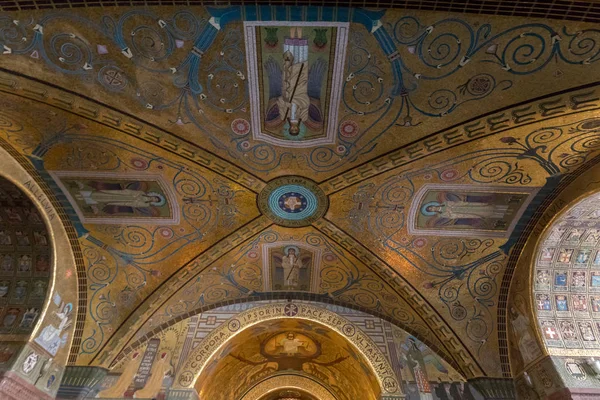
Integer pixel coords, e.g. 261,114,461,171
258,176,328,227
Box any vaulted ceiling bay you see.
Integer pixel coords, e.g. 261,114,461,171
0,2,599,399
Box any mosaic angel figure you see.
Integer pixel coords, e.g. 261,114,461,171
34,302,72,356
273,246,311,290
264,27,326,136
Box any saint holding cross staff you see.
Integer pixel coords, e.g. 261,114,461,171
265,27,327,137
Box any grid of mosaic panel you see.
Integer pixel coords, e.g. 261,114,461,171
0,177,51,335
534,192,600,349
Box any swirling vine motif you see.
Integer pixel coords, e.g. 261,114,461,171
339,116,600,350
140,229,415,339
26,132,243,355
355,183,506,352
1,7,599,174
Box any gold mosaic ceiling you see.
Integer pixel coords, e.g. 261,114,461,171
0,0,599,382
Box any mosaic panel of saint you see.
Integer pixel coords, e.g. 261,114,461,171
62,178,170,218
261,26,332,139
270,245,313,291
417,190,529,232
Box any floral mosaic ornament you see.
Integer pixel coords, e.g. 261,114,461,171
1,7,600,176
257,176,328,227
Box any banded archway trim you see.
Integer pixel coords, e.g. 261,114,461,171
0,143,80,368
112,295,461,378
240,373,338,400
174,302,403,396
505,158,600,376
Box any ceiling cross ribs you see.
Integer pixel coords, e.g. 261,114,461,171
312,218,483,378
0,70,267,193
320,83,600,195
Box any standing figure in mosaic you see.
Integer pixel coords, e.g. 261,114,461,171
95,352,141,398
509,306,542,365
405,337,433,400
282,247,305,289
73,181,165,216
133,352,173,399
265,27,326,136
34,302,72,356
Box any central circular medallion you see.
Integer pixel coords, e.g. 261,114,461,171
258,176,328,227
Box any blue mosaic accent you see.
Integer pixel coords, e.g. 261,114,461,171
268,184,318,221
257,176,328,227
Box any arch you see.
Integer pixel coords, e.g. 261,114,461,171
505,158,600,376
112,293,460,376
174,302,402,396
531,190,600,355
240,374,337,400
0,142,79,396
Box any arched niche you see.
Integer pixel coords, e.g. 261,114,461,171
100,300,471,400
0,175,51,338
193,318,381,400
242,374,336,400
532,191,600,354
0,143,78,398
174,302,403,399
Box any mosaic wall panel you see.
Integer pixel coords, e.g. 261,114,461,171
93,300,478,399
0,176,50,336
534,192,600,354
91,321,187,399
1,6,600,182
173,301,475,400
1,1,600,381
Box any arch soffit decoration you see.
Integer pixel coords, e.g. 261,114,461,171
175,302,401,396
531,190,600,356
529,184,600,354
0,143,79,365
507,160,600,375
240,374,338,400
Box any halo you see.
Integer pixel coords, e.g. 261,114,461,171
283,120,306,140
147,192,166,207
283,245,300,255
64,303,73,314
420,201,441,216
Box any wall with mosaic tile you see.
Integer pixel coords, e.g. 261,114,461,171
1,3,600,398
514,354,600,399
0,144,79,400
90,301,482,400
0,176,50,337
534,192,600,354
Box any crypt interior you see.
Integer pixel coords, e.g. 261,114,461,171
0,0,600,399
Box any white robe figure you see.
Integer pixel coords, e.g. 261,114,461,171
35,302,72,356
282,248,304,289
